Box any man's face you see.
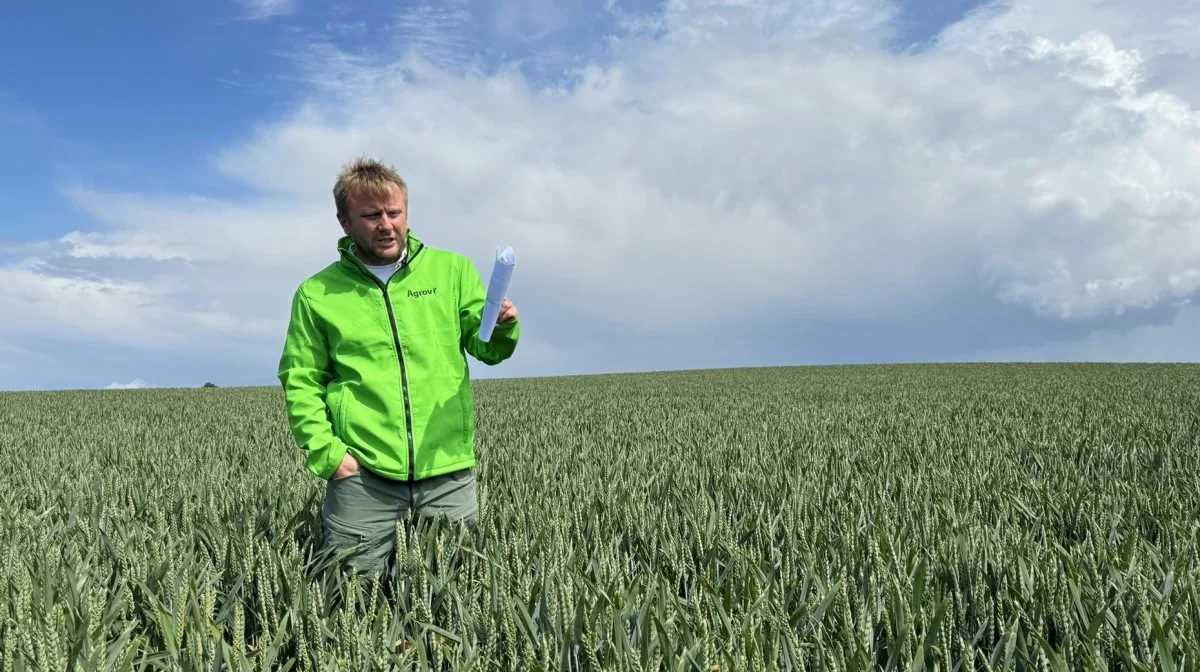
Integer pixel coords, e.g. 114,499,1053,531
339,184,408,265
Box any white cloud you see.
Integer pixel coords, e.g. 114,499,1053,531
0,265,275,353
238,0,295,20
495,0,571,41
6,0,1200,387
389,4,478,70
58,231,197,262
106,379,155,390
939,0,1200,60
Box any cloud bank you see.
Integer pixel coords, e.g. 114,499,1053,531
3,0,1199,389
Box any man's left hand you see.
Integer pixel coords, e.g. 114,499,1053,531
497,298,518,324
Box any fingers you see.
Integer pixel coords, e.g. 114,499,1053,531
335,457,360,480
496,299,518,323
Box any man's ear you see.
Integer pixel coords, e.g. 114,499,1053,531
337,213,349,234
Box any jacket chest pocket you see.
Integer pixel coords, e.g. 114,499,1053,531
330,309,398,357
393,294,460,342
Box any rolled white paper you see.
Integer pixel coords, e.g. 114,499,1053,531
478,246,515,342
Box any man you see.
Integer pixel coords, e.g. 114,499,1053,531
277,155,520,577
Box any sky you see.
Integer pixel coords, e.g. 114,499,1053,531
1,0,1199,391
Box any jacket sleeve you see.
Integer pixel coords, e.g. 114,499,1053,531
277,286,349,480
459,256,520,365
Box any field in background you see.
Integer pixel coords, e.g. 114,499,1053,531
1,363,1198,670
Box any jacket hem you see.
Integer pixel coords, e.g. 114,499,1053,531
357,457,477,482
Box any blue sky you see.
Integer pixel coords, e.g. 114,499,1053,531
2,0,1199,390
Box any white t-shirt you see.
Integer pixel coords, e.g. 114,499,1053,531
361,246,407,284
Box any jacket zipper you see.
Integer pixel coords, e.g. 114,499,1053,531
353,246,421,482
380,286,416,481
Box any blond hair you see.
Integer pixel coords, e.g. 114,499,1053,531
333,155,408,218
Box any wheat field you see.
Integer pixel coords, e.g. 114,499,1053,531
1,363,1198,670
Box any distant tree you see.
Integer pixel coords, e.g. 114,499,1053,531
203,382,218,388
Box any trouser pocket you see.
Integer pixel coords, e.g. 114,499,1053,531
414,469,478,529
319,471,401,577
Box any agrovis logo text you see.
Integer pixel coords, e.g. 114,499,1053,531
407,287,438,299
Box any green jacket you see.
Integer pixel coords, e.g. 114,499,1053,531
277,231,520,481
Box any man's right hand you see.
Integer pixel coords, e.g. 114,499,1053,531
332,453,360,480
